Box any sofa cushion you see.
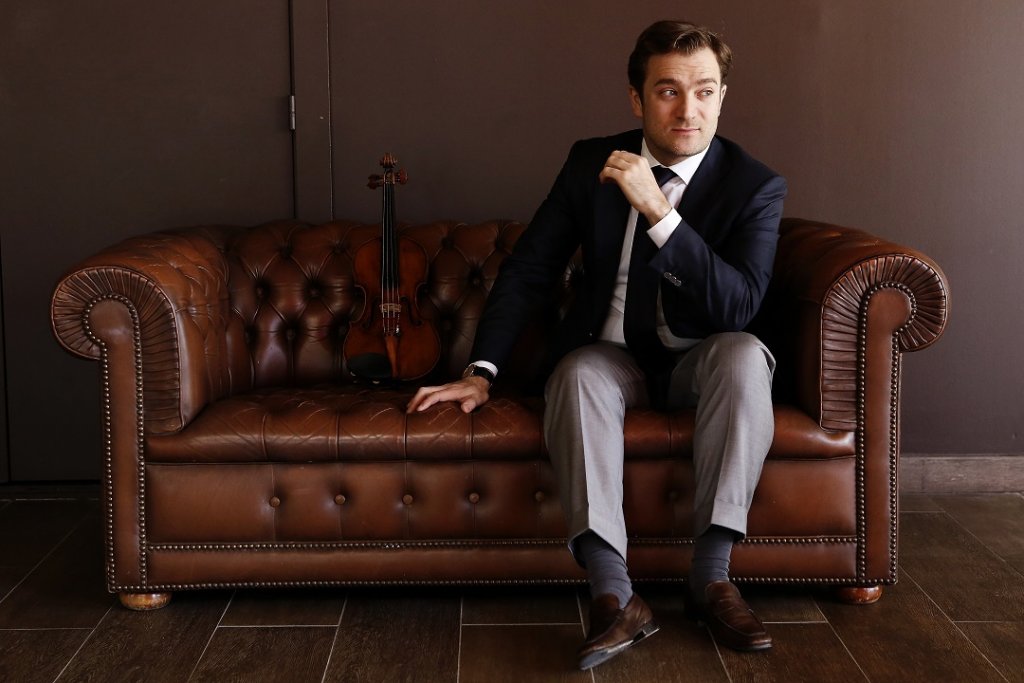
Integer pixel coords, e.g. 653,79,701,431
145,385,853,463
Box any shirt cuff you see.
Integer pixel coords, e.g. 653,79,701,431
646,208,681,248
469,360,498,378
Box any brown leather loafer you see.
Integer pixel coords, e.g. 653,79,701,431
687,581,773,652
577,593,659,670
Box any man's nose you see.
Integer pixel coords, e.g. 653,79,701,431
675,94,695,119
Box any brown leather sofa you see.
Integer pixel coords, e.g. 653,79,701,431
51,217,948,610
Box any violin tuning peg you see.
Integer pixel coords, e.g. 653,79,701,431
396,169,408,185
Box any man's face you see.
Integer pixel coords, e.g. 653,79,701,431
630,48,727,166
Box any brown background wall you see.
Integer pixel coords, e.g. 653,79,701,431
2,0,1022,480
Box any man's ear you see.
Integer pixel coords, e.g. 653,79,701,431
719,84,727,112
629,86,644,119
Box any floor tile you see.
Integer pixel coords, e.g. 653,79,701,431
0,515,114,629
221,588,346,626
322,590,460,682
0,566,24,601
0,499,97,571
899,512,1024,621
899,493,944,512
817,575,1005,682
934,493,1024,560
460,625,589,683
190,626,336,683
0,628,91,683
57,591,232,682
719,623,866,683
956,621,1024,683
737,585,827,623
462,586,581,625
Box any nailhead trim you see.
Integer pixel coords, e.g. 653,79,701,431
109,574,897,593
111,577,896,594
854,281,916,583
147,536,859,552
83,294,149,590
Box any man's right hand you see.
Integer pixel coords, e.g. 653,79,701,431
405,376,491,414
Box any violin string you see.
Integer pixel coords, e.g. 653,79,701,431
384,167,396,333
382,169,391,332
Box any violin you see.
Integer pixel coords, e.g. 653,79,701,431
344,153,441,382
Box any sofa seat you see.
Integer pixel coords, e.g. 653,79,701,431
146,386,853,464
142,385,858,547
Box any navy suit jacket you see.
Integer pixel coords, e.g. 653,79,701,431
470,129,787,378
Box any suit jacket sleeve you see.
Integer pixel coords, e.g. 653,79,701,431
468,142,587,370
650,173,787,335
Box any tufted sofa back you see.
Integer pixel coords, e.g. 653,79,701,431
208,219,563,396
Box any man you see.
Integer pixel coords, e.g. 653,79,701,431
407,20,786,670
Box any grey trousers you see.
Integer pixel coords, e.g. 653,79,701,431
543,332,776,562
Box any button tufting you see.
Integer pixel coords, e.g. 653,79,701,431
269,496,281,507
402,494,414,505
468,492,480,504
534,491,546,503
335,494,347,505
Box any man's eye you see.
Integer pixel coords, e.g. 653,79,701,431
700,89,715,97
661,89,677,97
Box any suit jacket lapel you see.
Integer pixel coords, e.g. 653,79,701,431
679,137,728,236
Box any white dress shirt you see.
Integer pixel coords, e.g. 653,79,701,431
598,140,708,351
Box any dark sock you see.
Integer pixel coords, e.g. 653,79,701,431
690,524,738,602
575,531,633,608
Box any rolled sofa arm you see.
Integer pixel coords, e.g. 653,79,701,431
51,226,242,434
773,218,950,431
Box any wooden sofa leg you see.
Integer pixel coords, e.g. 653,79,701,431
119,592,172,611
835,585,883,605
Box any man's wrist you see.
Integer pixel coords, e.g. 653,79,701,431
462,363,495,386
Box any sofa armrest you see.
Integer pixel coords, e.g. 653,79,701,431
773,218,950,431
51,226,243,434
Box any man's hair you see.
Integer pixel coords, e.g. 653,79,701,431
627,20,733,92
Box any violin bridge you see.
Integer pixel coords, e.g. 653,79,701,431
379,303,402,315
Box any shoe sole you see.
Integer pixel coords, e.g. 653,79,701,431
578,620,660,671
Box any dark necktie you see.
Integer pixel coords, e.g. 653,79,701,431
624,165,677,374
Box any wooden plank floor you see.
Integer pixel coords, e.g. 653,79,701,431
0,487,1021,682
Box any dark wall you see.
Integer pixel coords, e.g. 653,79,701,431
0,1,294,480
1,1,1021,480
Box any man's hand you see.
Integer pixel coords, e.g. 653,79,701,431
406,376,491,414
598,151,672,225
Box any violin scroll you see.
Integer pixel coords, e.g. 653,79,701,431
367,153,409,189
